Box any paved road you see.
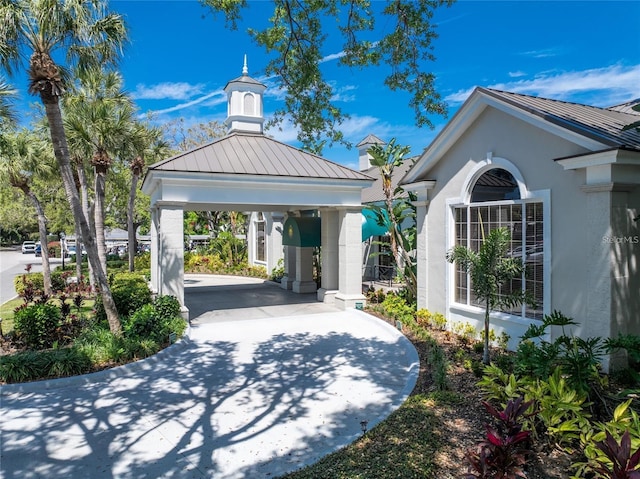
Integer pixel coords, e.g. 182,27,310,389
0,276,419,479
0,248,63,304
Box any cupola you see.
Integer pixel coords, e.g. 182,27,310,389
356,134,386,170
224,55,267,134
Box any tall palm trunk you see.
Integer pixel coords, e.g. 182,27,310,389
36,87,121,334
127,156,143,272
19,185,52,295
93,155,109,274
76,161,96,287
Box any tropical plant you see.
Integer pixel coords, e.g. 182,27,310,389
447,227,530,364
367,138,418,302
463,397,534,479
517,311,605,395
0,0,128,334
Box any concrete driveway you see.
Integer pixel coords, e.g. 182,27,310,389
0,275,419,479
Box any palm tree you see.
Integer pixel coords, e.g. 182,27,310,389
0,0,127,334
0,129,55,294
64,68,134,274
123,123,169,272
367,138,418,301
446,227,529,365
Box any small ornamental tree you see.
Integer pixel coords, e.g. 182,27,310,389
447,227,532,365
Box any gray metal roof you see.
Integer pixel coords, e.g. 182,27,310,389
356,134,386,148
361,158,416,204
147,131,373,181
481,87,640,150
224,74,266,90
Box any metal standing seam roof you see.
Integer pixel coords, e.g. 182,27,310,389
147,131,373,182
480,87,640,150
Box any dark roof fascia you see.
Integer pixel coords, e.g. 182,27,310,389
553,145,640,163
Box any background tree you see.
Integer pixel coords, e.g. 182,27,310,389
368,138,417,302
0,0,128,334
0,129,55,293
202,0,453,153
446,227,530,365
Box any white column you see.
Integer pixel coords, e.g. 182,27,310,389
267,212,285,276
293,246,317,293
414,201,429,310
335,207,366,309
150,207,159,295
280,244,296,290
158,204,187,316
318,208,339,303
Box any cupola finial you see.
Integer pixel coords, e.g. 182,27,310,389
242,54,248,76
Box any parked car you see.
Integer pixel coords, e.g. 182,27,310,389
22,241,36,254
67,245,87,259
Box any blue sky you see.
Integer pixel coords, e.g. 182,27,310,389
14,1,640,169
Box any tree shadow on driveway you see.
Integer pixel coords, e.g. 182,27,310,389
1,313,417,478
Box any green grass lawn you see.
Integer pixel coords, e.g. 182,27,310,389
277,393,458,479
0,298,22,335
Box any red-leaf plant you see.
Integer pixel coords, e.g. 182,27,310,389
463,396,535,479
590,430,640,479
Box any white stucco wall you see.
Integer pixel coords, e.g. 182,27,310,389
417,106,623,350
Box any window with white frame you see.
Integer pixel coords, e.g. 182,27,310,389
453,168,544,320
256,212,266,263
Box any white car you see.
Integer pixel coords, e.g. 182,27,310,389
21,241,36,254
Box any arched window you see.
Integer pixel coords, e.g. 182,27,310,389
243,93,255,116
453,167,544,320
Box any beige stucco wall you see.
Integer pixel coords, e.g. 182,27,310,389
417,106,633,351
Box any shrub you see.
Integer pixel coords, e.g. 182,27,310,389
516,311,605,396
37,348,93,378
14,302,62,349
124,295,185,345
380,293,415,322
94,272,151,322
134,251,151,272
0,351,40,383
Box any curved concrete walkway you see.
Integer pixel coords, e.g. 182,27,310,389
0,275,419,479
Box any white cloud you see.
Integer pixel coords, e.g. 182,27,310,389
520,48,560,59
321,51,346,63
139,89,227,118
132,82,206,100
508,71,527,78
444,63,640,107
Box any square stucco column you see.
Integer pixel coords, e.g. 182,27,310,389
293,246,317,293
280,244,296,290
414,201,429,310
335,207,366,309
158,204,186,315
318,208,339,303
150,207,160,295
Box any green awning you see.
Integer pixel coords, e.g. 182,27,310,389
282,216,321,247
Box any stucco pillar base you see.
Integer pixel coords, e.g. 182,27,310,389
317,288,337,304
335,293,367,310
180,306,189,321
280,276,294,290
293,280,317,294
